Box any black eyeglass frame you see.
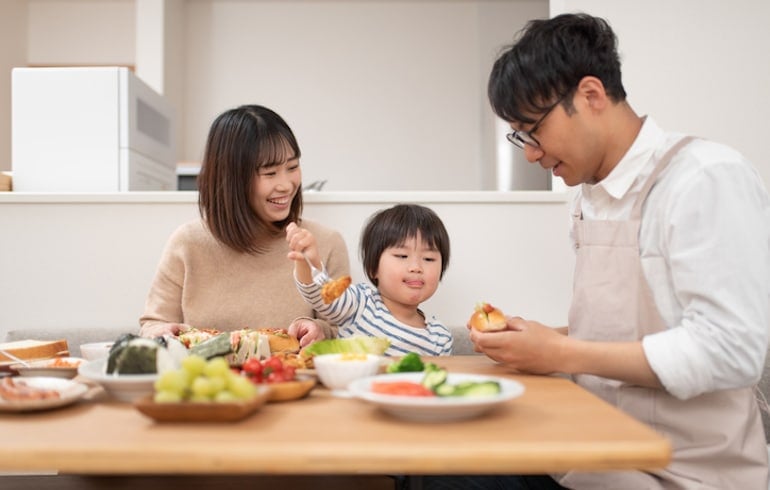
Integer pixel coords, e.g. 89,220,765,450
505,93,569,149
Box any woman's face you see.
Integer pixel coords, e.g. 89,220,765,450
249,158,301,223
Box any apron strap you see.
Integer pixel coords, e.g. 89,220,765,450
630,136,696,219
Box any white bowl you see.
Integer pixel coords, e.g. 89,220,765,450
77,357,157,402
313,353,382,394
79,342,114,361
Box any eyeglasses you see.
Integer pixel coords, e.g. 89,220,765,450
506,93,568,150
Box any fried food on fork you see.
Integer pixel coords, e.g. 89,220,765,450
320,275,352,304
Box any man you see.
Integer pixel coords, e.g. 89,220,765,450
427,12,769,490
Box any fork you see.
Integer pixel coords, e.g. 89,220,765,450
302,253,330,286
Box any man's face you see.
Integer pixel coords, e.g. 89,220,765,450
512,92,610,186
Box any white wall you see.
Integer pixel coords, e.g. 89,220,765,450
0,193,573,339
3,0,548,190
26,0,134,66
182,0,545,191
552,0,770,188
4,0,769,190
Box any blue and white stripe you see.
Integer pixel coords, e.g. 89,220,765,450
296,279,453,357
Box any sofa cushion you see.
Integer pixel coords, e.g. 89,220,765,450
3,327,134,358
450,325,479,356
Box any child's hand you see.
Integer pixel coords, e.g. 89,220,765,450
285,222,321,266
286,222,322,285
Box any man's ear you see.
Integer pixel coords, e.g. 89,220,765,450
575,76,609,112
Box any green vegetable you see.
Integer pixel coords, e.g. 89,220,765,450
386,352,425,373
452,381,501,397
420,367,448,390
424,362,440,373
304,336,390,356
419,367,502,398
190,333,233,360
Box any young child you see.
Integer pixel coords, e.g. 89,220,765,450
286,204,453,356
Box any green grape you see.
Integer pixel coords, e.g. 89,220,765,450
181,355,207,377
191,376,215,398
228,375,257,400
154,370,188,396
203,357,230,378
214,390,238,403
189,394,212,403
154,390,182,403
209,375,227,394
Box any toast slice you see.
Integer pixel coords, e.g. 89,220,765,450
0,339,70,363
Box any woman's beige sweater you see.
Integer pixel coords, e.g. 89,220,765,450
139,219,350,338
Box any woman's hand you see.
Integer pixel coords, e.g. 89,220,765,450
469,316,568,375
288,317,325,348
139,322,191,339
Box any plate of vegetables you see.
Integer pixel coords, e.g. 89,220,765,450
348,367,525,423
239,355,316,403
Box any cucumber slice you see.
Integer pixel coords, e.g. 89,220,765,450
434,382,457,397
421,368,448,390
452,381,502,397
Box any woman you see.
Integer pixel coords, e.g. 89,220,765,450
140,104,349,346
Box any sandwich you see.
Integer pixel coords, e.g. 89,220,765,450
468,303,507,332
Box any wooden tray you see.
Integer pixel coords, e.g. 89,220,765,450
134,386,271,422
265,375,316,402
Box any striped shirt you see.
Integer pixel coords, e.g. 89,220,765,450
295,279,453,357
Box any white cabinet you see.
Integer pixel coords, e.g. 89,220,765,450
11,67,175,191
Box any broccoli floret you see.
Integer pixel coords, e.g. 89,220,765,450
386,352,425,373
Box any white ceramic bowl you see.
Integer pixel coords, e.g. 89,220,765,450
79,342,114,361
77,357,157,403
313,353,382,394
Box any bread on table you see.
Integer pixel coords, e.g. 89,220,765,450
0,339,70,363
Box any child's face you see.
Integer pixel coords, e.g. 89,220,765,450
375,231,442,310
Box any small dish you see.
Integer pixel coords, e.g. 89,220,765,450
77,357,157,402
11,357,85,379
263,375,316,402
0,376,89,412
313,353,382,396
348,372,525,422
79,342,114,361
134,386,271,422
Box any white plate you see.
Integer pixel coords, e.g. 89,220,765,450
78,358,158,403
0,376,89,412
12,357,86,379
348,372,525,422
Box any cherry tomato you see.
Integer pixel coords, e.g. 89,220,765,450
262,356,284,375
241,358,263,376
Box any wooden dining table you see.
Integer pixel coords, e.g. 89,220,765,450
0,355,671,476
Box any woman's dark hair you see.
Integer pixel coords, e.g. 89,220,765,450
197,104,303,254
360,204,451,285
488,13,627,124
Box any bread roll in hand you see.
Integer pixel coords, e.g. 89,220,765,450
468,302,507,332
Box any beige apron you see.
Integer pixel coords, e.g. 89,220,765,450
558,137,768,489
